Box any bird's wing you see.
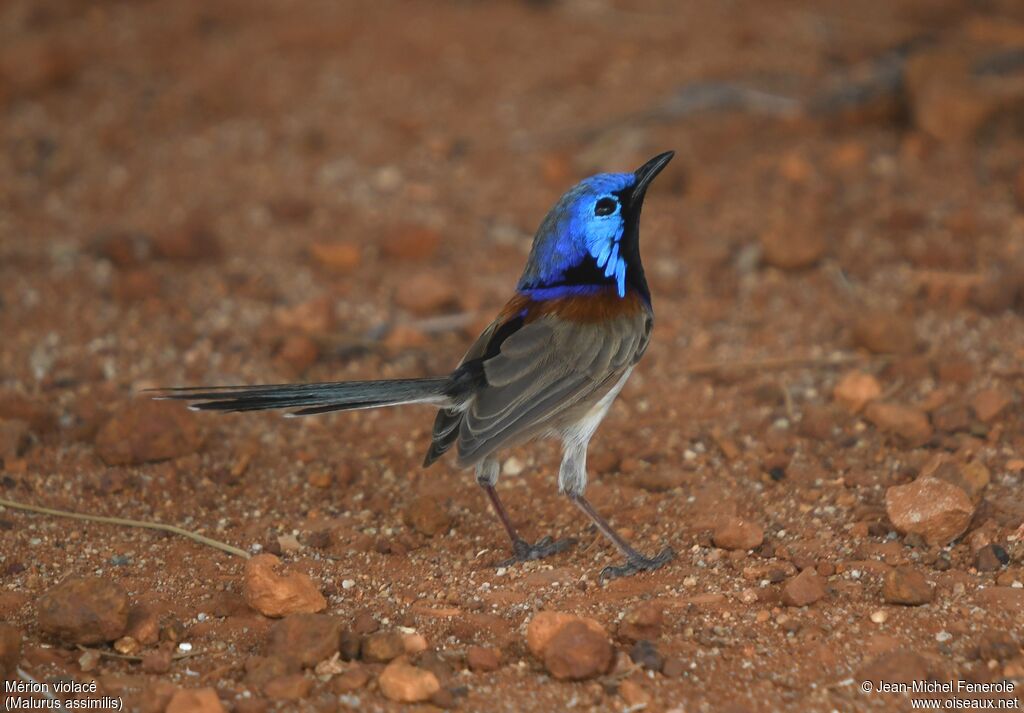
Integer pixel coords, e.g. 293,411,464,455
455,309,647,466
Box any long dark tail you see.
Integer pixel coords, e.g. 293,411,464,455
151,377,453,417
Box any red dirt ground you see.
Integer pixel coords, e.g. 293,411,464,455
3,1,1024,711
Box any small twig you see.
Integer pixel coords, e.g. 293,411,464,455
76,644,202,663
779,380,796,422
0,496,250,559
685,352,872,377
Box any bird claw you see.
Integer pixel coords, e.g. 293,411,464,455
599,546,675,583
498,536,577,566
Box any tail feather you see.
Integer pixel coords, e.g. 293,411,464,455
151,377,452,416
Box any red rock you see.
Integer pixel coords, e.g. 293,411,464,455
0,419,29,463
975,544,1010,572
781,569,826,607
275,334,319,374
978,630,1019,661
244,655,301,689
759,226,826,271
165,688,225,713
91,231,152,268
885,478,974,546
403,495,452,537
927,459,989,501
351,611,379,636
378,659,441,703
905,50,999,143
331,664,370,693
267,614,342,667
833,371,882,413
361,631,406,663
394,273,458,315
243,554,326,618
274,296,335,334
971,388,1011,423
139,649,172,674
619,679,653,707
712,517,764,551
542,620,613,680
309,242,361,273
112,269,162,302
882,566,934,605
864,402,932,446
466,646,501,672
95,400,202,466
617,601,664,642
381,226,442,262
152,221,222,261
526,611,605,659
0,391,55,433
37,577,129,645
0,624,22,677
852,312,917,355
263,673,312,700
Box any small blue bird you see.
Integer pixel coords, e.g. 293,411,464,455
158,151,675,580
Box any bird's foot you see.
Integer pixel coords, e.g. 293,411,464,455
599,546,675,583
498,536,577,566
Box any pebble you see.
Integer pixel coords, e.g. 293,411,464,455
244,655,300,689
617,601,664,642
864,402,933,446
381,225,442,262
628,640,664,672
465,645,501,672
94,400,203,466
0,391,55,434
152,221,222,262
975,544,1010,572
0,419,29,463
926,459,989,501
351,611,379,636
904,49,997,143
712,517,765,551
361,631,407,663
541,620,613,681
267,613,343,667
759,225,826,270
394,273,459,315
885,478,974,546
165,688,226,713
264,673,312,700
781,569,826,607
140,649,172,674
242,554,327,618
274,296,335,334
37,577,129,645
857,649,935,686
619,678,653,708
275,335,319,374
0,624,21,677
882,566,934,605
852,312,917,355
971,388,1011,423
832,371,882,413
378,659,441,703
526,611,605,659
308,241,361,273
978,630,1019,661
403,495,452,537
331,664,370,693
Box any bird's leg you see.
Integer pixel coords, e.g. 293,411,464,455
559,440,673,582
476,458,575,565
569,493,675,581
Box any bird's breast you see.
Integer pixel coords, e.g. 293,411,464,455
502,288,648,325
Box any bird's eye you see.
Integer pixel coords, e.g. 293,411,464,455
594,197,617,216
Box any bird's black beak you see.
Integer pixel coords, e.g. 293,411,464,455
631,151,675,201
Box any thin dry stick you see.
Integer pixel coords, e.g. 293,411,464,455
685,352,872,377
76,645,202,663
0,496,250,559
